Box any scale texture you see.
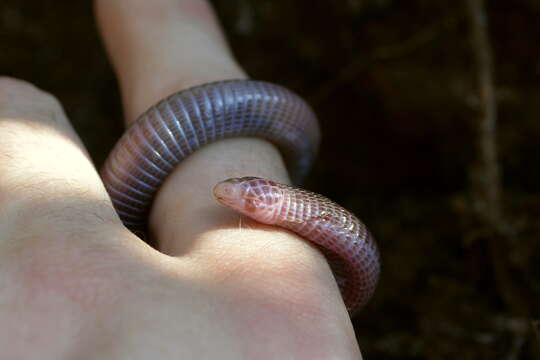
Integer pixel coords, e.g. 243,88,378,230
214,177,380,313
101,80,379,314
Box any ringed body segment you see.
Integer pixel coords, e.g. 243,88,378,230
101,80,320,229
100,80,380,315
214,177,380,313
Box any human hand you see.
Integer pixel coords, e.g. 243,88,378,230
0,0,362,358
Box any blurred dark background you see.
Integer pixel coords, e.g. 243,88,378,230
1,0,538,358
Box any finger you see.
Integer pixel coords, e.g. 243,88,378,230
0,77,131,246
96,2,360,354
95,0,292,247
95,0,246,124
95,0,334,300
95,0,293,250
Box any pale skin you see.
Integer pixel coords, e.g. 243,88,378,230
0,0,363,358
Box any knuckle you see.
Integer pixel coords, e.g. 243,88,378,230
0,76,48,102
0,76,35,90
0,76,67,127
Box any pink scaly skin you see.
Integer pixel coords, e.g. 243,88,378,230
213,176,380,314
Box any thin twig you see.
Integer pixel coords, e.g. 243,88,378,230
465,0,502,228
465,0,528,316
